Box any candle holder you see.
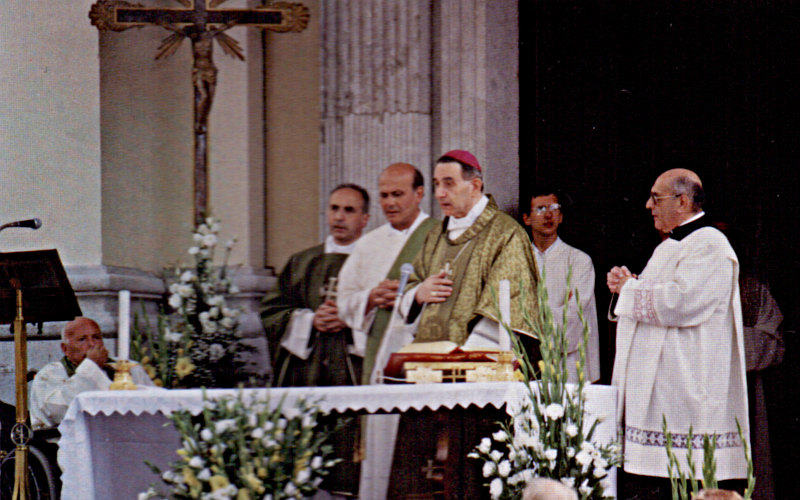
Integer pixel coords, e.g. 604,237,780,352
109,359,138,390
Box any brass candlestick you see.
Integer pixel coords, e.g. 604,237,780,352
109,360,138,390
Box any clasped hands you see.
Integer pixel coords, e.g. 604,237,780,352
607,265,636,294
312,300,347,333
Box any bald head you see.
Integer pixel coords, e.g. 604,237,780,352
657,168,705,213
380,163,424,188
378,163,425,230
61,317,107,367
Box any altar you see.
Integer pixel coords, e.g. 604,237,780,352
58,382,618,500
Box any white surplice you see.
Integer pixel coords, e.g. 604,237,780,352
30,358,154,428
337,212,429,340
612,225,749,480
335,211,428,500
533,237,601,383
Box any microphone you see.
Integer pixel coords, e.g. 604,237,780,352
0,218,42,232
396,263,414,301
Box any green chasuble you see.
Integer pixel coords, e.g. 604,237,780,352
261,244,362,496
260,244,362,387
408,196,540,345
361,217,439,384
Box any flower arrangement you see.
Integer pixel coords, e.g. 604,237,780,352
139,390,340,500
132,216,250,388
663,416,755,500
469,271,623,499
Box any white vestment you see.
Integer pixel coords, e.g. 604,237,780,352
337,212,429,338
336,212,428,500
533,238,601,383
30,358,154,428
612,225,749,480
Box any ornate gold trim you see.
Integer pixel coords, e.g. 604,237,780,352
89,0,142,32
262,2,310,33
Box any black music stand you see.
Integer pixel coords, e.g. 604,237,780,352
0,249,80,499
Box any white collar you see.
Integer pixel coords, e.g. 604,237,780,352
533,236,562,257
447,195,489,232
388,211,429,236
324,235,357,254
678,211,706,226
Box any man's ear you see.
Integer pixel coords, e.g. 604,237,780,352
522,213,532,226
60,342,67,355
414,185,424,201
471,177,483,194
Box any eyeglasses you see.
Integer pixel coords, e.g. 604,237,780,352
533,203,561,215
648,193,680,205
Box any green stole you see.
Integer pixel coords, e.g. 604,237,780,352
361,217,438,384
61,356,116,380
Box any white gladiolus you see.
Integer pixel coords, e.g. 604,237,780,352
566,423,579,437
560,477,575,489
497,460,511,478
545,403,564,420
202,234,217,247
478,437,492,454
168,294,182,309
492,430,508,442
544,449,558,461
482,461,496,478
489,478,503,499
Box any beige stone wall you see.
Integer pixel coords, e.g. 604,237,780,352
0,0,102,265
264,0,322,272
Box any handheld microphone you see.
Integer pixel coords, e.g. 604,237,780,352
0,218,42,232
396,263,414,299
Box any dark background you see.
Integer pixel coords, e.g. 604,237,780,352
520,1,800,495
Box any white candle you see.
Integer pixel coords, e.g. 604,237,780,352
498,280,512,351
118,290,131,360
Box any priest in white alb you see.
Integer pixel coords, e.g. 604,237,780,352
336,163,437,384
607,168,749,498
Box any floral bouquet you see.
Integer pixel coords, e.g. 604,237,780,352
469,271,623,499
133,216,251,388
139,390,340,500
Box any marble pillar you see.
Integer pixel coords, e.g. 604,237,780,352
319,0,520,224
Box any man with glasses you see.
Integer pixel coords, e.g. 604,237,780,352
607,169,749,499
522,187,600,383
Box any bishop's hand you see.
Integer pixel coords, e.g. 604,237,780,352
415,270,453,304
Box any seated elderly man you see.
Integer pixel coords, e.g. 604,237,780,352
29,317,153,428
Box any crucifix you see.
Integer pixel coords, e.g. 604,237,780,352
90,0,309,224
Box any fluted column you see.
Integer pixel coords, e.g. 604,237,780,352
433,0,520,214
320,0,434,231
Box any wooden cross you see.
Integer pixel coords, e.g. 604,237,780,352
90,0,309,224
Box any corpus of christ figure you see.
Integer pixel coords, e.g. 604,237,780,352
89,0,309,223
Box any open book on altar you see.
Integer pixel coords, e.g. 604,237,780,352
382,341,520,383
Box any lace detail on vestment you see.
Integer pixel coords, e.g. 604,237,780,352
633,280,659,324
625,425,742,449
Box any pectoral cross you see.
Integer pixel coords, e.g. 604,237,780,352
320,276,338,303
89,0,309,224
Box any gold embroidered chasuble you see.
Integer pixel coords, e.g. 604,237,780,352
408,196,539,345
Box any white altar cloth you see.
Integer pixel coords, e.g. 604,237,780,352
58,383,617,500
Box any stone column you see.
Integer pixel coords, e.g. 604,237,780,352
432,0,520,215
320,0,435,232
319,0,520,221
